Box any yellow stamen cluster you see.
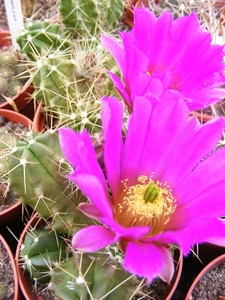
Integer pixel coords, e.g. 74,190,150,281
115,175,176,236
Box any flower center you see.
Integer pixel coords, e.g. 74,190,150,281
115,175,176,236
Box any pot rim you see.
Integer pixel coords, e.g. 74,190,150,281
185,252,225,300
0,234,20,300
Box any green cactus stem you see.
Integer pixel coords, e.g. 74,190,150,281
30,45,114,133
8,130,93,234
17,20,71,60
20,228,68,283
0,50,29,100
49,252,138,300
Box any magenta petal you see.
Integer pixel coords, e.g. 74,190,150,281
101,97,123,201
69,172,113,219
78,203,102,220
160,117,224,186
173,145,225,207
157,218,225,255
124,241,174,283
108,72,131,108
121,95,152,180
158,247,175,283
59,128,113,219
101,35,125,72
58,128,105,183
72,225,117,252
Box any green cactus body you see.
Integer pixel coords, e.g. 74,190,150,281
31,52,105,133
0,134,16,179
50,252,137,300
0,50,30,99
0,52,17,67
17,21,71,60
32,55,76,108
58,0,124,36
8,130,93,234
21,229,67,283
0,76,9,95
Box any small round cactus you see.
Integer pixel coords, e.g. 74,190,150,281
0,50,30,102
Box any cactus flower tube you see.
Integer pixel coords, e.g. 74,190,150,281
59,95,225,283
102,7,225,112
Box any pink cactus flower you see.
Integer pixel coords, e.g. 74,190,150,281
59,94,225,283
102,7,225,112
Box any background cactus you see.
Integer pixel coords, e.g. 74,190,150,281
58,0,124,37
0,115,30,203
30,45,115,133
17,0,125,59
8,130,94,234
16,0,122,133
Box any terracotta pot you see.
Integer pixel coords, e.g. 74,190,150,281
0,234,21,300
0,31,35,115
185,249,225,299
16,213,183,300
32,102,46,132
190,111,225,123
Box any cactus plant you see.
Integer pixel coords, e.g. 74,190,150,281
16,0,122,133
0,50,30,104
19,218,138,300
17,0,125,59
49,251,137,300
8,129,94,234
20,228,68,283
58,0,124,37
30,46,115,133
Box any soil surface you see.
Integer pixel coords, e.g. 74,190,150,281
190,261,225,299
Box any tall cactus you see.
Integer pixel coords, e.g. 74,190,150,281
8,130,93,234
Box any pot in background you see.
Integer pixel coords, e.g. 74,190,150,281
0,234,21,300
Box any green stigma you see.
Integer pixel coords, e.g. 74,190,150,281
143,181,160,203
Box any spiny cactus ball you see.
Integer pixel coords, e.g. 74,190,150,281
0,50,30,103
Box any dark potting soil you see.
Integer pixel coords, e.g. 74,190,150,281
190,261,225,300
